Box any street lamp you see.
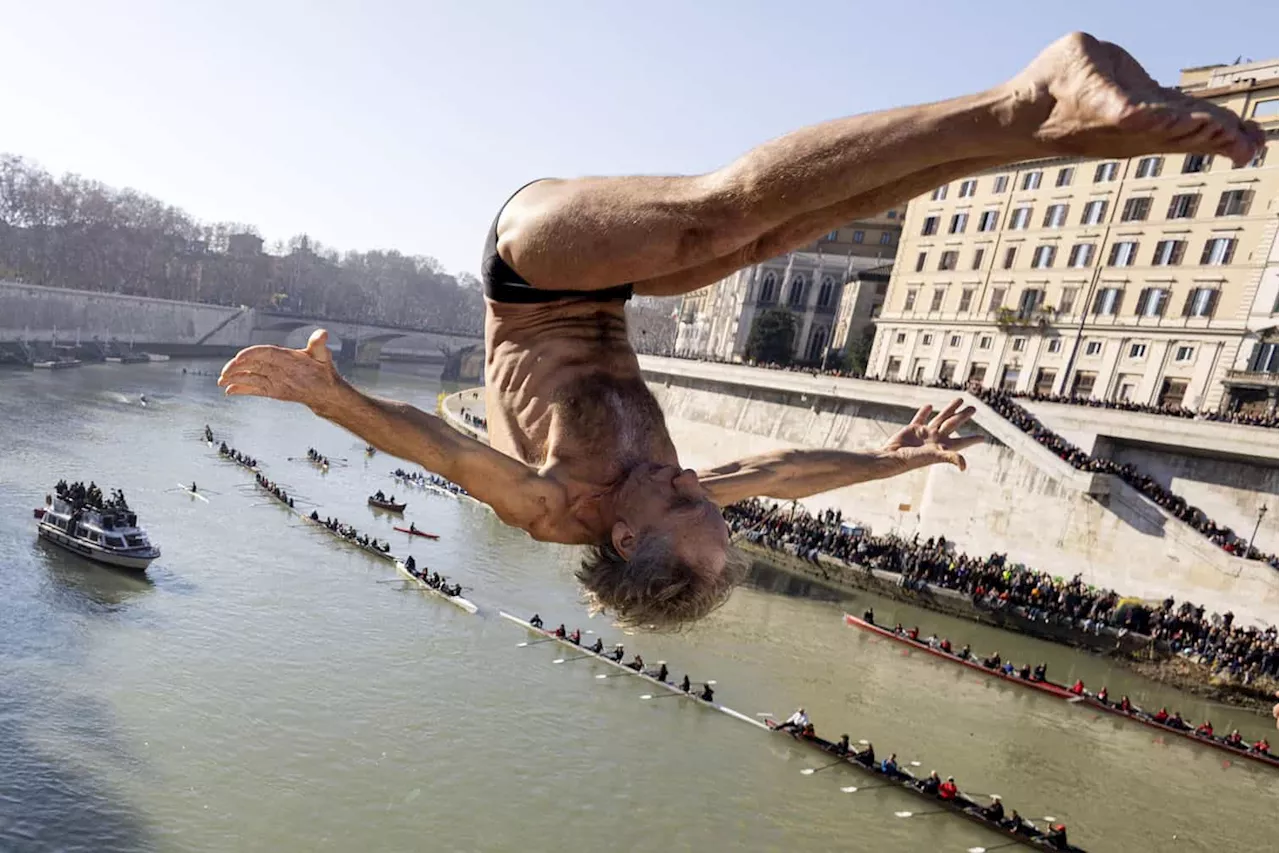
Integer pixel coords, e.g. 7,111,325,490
1246,504,1269,556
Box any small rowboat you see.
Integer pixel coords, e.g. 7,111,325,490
393,526,439,540
844,614,1279,768
394,560,477,614
367,497,407,513
176,482,209,504
767,723,1088,852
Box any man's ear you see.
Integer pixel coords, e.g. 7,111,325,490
611,520,636,559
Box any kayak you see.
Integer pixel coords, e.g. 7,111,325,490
394,526,439,540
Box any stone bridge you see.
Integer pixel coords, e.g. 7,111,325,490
0,280,482,367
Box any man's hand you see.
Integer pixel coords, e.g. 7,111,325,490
882,398,984,472
217,329,346,415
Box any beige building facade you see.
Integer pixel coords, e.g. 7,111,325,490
675,212,901,364
869,62,1279,414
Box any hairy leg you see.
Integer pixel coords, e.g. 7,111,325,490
496,33,1261,295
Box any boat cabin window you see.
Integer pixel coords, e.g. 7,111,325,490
87,531,101,543
76,525,90,538
105,536,125,548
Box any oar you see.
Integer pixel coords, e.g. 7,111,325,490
639,679,713,695
967,842,1021,853
516,637,560,648
639,691,689,700
551,654,597,664
894,810,947,818
800,759,848,775
841,783,893,794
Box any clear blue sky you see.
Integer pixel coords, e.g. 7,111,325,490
4,1,1276,276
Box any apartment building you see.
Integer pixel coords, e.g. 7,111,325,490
868,61,1279,414
675,212,901,363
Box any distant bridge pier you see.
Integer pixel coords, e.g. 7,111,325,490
336,337,383,369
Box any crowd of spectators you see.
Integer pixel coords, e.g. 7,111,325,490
723,498,1279,687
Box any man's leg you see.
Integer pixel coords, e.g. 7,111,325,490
496,32,1261,299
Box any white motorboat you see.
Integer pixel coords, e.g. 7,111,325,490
34,491,160,571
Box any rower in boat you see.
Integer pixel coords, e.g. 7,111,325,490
190,482,198,494
893,622,905,635
375,490,387,501
979,794,1004,822
680,675,691,693
1251,737,1271,754
626,654,644,672
553,624,567,638
1018,663,1032,680
834,734,851,756
1153,707,1170,724
1032,662,1047,682
1045,823,1070,850
1096,687,1109,704
568,629,581,645
799,722,815,739
957,644,971,661
937,776,958,801
409,521,417,533
1225,729,1244,748
1167,711,1188,730
862,607,874,625
916,770,941,795
981,651,1001,669
906,626,919,641
310,510,320,521
405,555,417,574
1001,810,1032,835
699,683,715,702
1069,678,1085,695
939,638,952,653
853,742,874,765
610,643,625,663
1000,661,1015,676
880,753,901,778
776,707,809,733
589,638,604,654
1194,720,1213,737
1118,695,1133,712
650,662,669,682
530,614,544,629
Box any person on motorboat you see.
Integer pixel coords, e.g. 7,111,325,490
375,490,386,501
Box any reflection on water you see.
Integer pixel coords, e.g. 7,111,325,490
36,541,156,610
744,560,852,604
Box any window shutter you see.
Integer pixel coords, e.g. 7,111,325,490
1215,192,1229,216
1181,289,1196,317
1199,241,1212,265
1223,240,1236,265
1205,289,1220,318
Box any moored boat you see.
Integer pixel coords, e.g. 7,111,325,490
33,358,82,370
34,488,160,571
844,613,1279,768
395,560,477,614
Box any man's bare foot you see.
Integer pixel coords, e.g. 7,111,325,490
1005,32,1265,166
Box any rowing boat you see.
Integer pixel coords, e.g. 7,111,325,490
766,724,1088,852
301,515,396,562
394,560,478,614
393,526,440,540
844,614,1279,768
499,611,768,730
176,483,209,504
368,497,407,512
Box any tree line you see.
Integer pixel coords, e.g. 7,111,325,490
0,155,484,334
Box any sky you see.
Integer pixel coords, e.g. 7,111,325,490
3,1,1277,277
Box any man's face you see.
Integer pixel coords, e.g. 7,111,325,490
613,464,730,573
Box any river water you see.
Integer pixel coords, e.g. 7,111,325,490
0,360,1274,853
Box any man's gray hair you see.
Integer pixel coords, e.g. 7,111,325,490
576,534,750,631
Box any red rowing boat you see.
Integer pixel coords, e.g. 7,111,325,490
844,613,1278,768
394,526,439,540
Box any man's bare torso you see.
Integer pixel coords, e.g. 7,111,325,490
483,298,679,538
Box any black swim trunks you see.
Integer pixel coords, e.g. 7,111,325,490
480,180,633,304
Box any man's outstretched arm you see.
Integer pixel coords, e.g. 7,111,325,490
699,401,984,506
218,330,568,539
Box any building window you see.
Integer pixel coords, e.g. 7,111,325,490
1047,338,1063,354
895,332,906,344
1151,240,1186,266
921,216,939,236
1248,341,1279,373
1009,206,1032,230
971,248,985,270
886,356,902,377
1120,197,1151,222
904,289,918,311
958,288,974,312
1201,237,1237,265
939,360,958,382
1067,243,1096,268
1215,189,1253,217
1011,337,1027,353
1253,98,1279,118
1246,147,1268,169
958,179,977,198
992,175,1009,193
1167,193,1200,219
915,251,928,272
1183,287,1219,318
1031,245,1056,269
977,210,999,232
1094,162,1119,183
788,275,807,306
1081,200,1107,225
1182,154,1211,173
1174,345,1195,363
1135,156,1163,179
825,230,840,241
938,250,959,271
816,276,836,307
978,336,992,350
1128,342,1148,359
931,185,948,201
1055,167,1074,187
806,326,830,361
1018,288,1045,315
929,288,946,311
1135,287,1169,317
949,212,968,234
1084,341,1103,356
1021,171,1043,190
879,231,893,245
1107,241,1138,267
1058,286,1078,314
949,334,962,347
1043,204,1069,228
852,230,865,243
1002,246,1017,270
886,210,897,219
1092,287,1122,316
759,271,777,302
922,333,934,345
988,287,1006,312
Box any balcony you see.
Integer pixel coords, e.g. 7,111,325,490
995,306,1056,332
1224,368,1279,388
